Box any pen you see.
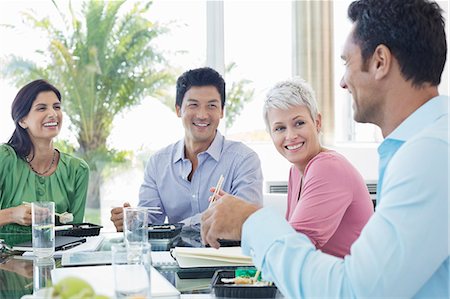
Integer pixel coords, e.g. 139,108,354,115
61,241,84,251
209,175,224,207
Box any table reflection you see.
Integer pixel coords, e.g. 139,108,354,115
33,257,55,294
0,226,238,298
0,256,33,298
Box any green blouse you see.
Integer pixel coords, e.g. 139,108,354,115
0,144,89,234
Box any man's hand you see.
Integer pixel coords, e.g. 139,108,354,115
201,193,261,249
110,202,131,232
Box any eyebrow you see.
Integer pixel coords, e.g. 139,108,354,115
186,99,220,103
33,101,61,108
271,115,307,126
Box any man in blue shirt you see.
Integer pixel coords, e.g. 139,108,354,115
201,0,448,297
111,67,263,230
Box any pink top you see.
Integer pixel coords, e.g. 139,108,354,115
286,150,373,258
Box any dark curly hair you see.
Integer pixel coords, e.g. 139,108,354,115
175,67,226,109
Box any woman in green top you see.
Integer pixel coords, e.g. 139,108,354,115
0,79,89,235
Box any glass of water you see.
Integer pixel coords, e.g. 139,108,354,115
33,257,55,296
112,242,152,298
32,202,55,258
123,207,148,247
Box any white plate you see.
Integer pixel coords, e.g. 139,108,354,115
20,287,53,299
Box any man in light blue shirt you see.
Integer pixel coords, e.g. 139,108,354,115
111,67,263,230
201,0,448,297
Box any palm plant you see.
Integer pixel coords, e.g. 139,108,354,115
2,0,173,209
224,62,255,129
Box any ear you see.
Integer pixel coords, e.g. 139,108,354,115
19,119,28,129
372,44,392,80
175,105,182,117
315,113,322,132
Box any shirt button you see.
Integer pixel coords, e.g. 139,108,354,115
192,194,196,198
38,177,45,184
37,189,45,196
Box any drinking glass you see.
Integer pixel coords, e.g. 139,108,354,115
33,257,55,296
112,242,152,298
123,207,148,247
32,202,55,258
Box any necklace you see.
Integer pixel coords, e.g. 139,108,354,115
27,150,57,176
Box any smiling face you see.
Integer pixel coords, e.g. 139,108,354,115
268,105,322,172
19,91,62,143
340,28,382,124
176,85,223,152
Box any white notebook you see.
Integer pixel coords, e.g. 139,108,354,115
62,249,178,267
23,235,104,258
52,265,180,298
172,246,253,268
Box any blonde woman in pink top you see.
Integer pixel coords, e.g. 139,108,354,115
264,78,373,258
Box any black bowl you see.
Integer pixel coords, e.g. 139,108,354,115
148,223,183,239
211,270,277,298
55,223,102,237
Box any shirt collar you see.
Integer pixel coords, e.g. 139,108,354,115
386,95,448,142
173,130,224,163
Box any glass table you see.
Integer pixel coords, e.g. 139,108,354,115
0,228,269,299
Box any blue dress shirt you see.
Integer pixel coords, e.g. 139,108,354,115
138,131,263,225
242,96,449,298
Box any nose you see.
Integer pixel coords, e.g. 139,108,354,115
48,107,58,118
286,127,298,141
196,106,208,119
340,76,347,89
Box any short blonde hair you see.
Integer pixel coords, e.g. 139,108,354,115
263,78,319,130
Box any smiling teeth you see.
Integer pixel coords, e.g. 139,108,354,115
286,143,303,150
44,122,57,127
195,123,208,127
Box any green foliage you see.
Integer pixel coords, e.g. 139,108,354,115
1,0,174,209
2,0,173,156
224,62,255,128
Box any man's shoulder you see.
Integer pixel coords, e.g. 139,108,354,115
392,113,448,169
410,113,448,145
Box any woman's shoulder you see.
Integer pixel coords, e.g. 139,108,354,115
306,150,353,174
58,151,89,171
311,150,349,164
0,144,18,160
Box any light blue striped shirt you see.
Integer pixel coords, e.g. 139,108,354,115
138,131,263,225
242,96,449,298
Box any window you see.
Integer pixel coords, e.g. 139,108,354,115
1,0,448,230
333,0,383,143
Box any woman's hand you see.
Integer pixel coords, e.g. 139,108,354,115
11,204,32,226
